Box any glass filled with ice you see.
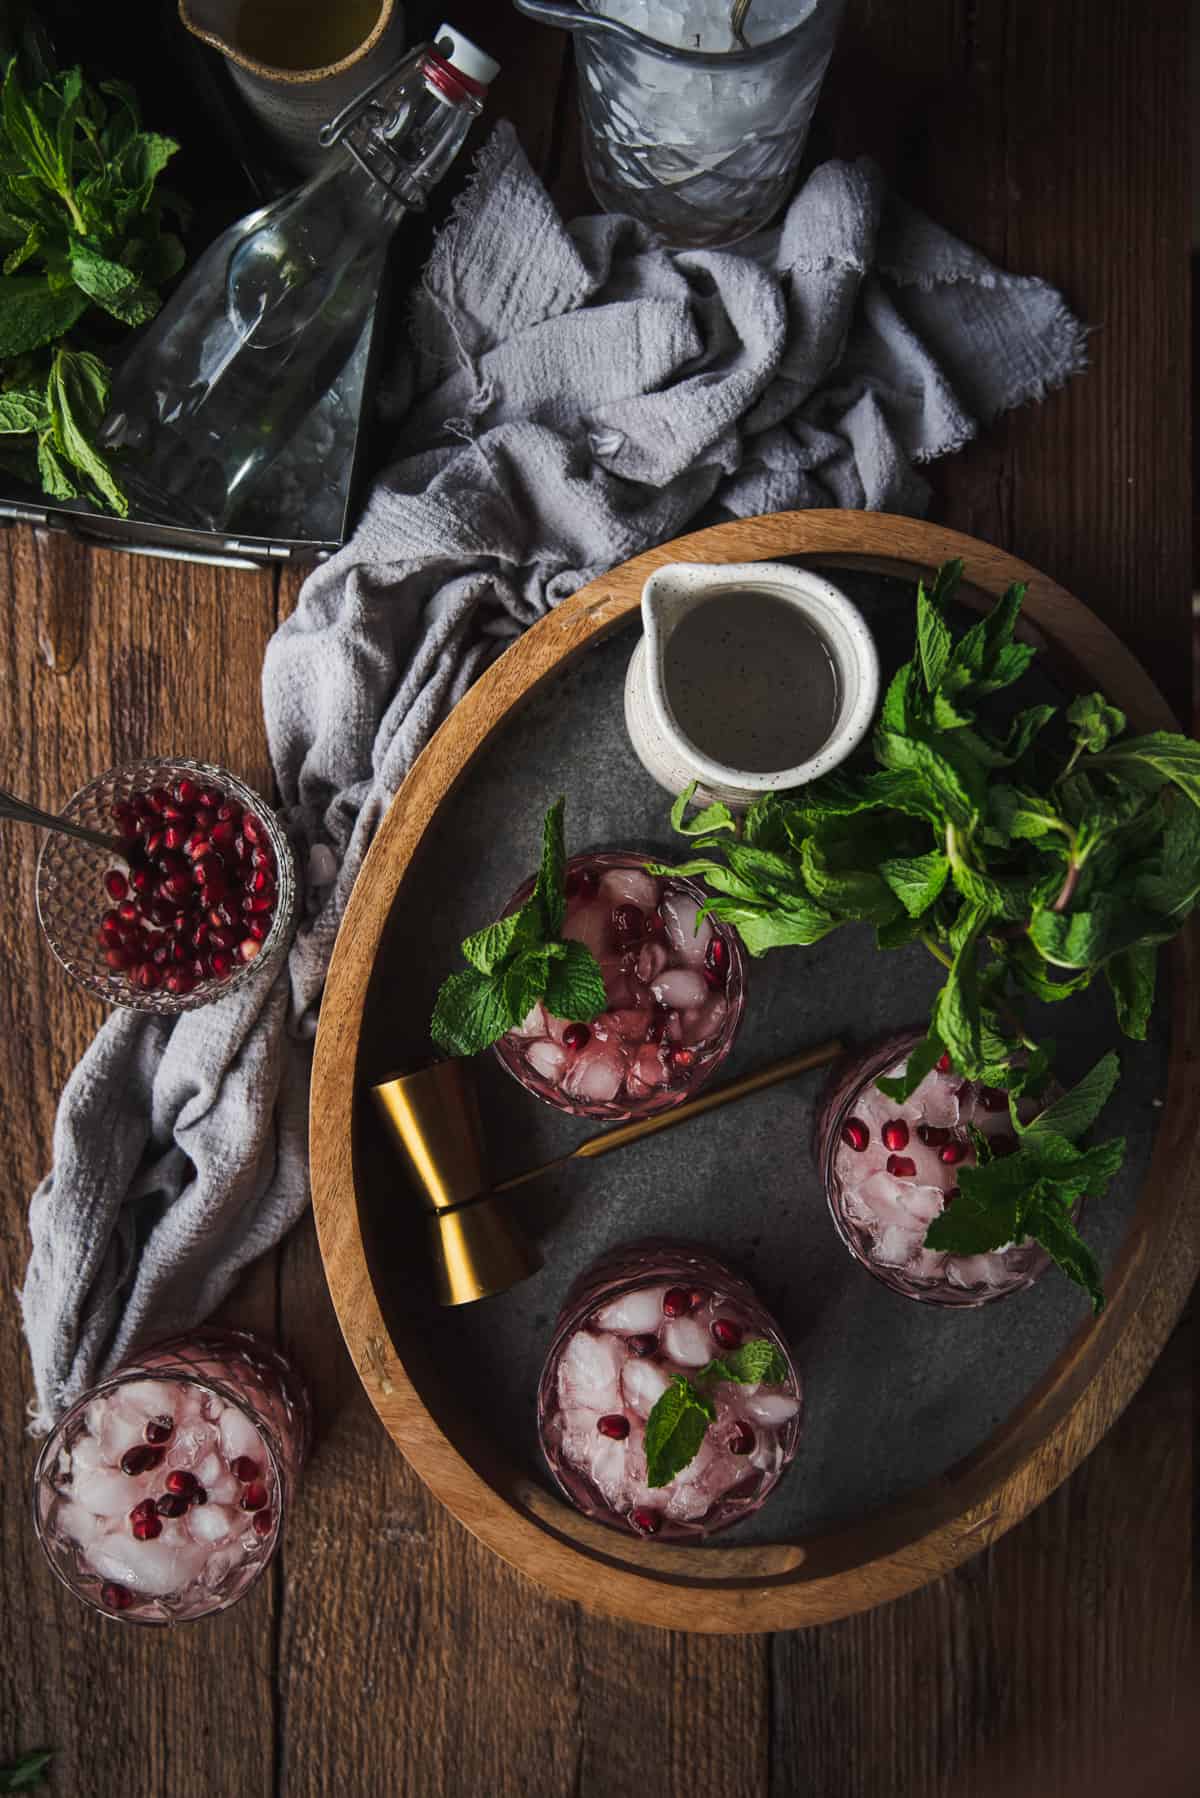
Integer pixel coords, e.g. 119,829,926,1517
817,1030,1057,1305
495,851,746,1120
33,1329,310,1623
538,1239,802,1539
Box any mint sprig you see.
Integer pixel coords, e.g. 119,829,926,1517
662,561,1200,1310
430,798,606,1057
642,1338,791,1487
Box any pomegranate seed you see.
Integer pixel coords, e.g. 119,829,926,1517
663,1287,694,1318
189,956,209,983
704,935,728,973
562,1023,590,1050
841,1117,869,1152
174,778,199,807
143,828,164,858
185,833,214,860
98,912,123,942
133,962,160,991
209,952,233,980
597,1414,630,1440
917,1124,951,1147
939,1141,969,1166
629,1333,657,1357
164,1469,199,1498
230,1456,260,1483
166,824,192,854
217,800,243,824
239,939,262,963
131,1513,162,1541
250,867,274,896
728,1421,755,1456
156,1492,188,1518
144,1416,173,1445
243,895,274,915
887,1154,917,1178
190,922,211,951
979,1087,1008,1112
190,1486,208,1507
193,807,217,832
240,1480,268,1513
157,847,187,875
159,872,191,903
703,967,724,989
936,1052,953,1074
104,869,128,901
243,813,266,844
247,917,270,942
612,903,643,943
210,819,238,851
129,864,150,893
151,943,171,969
250,845,273,873
687,1287,706,1310
165,970,195,996
116,899,138,925
252,1509,273,1539
881,1119,910,1152
147,786,172,814
671,1047,695,1069
104,947,131,971
629,1507,661,1536
711,1317,742,1349
197,787,224,810
121,1443,165,1476
198,859,226,891
161,798,190,822
102,1581,133,1610
992,1133,1018,1158
129,1498,158,1523
210,923,243,951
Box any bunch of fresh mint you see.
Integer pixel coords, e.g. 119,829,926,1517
430,798,608,1057
654,560,1200,1310
643,1338,790,1487
0,31,185,514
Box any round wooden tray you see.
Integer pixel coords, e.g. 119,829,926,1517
309,511,1200,1632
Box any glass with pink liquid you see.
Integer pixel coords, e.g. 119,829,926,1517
33,1329,310,1623
538,1241,802,1540
817,1029,1055,1305
495,852,746,1120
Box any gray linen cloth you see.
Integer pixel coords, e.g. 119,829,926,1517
20,124,1087,1428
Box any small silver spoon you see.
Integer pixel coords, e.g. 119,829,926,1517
0,785,126,855
730,0,753,49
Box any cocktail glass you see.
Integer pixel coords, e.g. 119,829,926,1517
817,1029,1055,1305
494,851,746,1120
538,1239,801,1539
33,1329,310,1623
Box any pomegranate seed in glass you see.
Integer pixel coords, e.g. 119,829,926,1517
494,853,746,1121
36,757,297,1016
538,1240,801,1540
33,1329,309,1623
817,1029,1058,1306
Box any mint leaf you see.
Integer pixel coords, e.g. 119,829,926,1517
916,575,952,692
0,1750,53,1792
501,945,550,1026
0,273,87,355
670,782,738,839
0,384,42,432
543,937,607,1020
461,903,542,975
1067,691,1126,755
1023,1194,1105,1313
875,1028,944,1104
68,240,159,326
46,347,128,516
430,967,522,1057
931,906,988,1073
696,1338,788,1386
1135,800,1200,917
1021,1052,1119,1142
925,1172,1023,1253
533,795,567,935
643,1375,716,1488
1105,943,1156,1040
1091,732,1200,807
705,895,839,954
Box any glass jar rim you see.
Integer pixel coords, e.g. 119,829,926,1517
518,1,825,70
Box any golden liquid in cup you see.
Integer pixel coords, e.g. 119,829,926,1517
233,0,383,71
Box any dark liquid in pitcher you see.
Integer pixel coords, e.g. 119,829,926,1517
663,589,839,773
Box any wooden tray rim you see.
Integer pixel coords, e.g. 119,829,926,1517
309,510,1200,1633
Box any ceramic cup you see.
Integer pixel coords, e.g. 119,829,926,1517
623,561,880,811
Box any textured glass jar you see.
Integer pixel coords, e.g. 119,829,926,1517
516,0,846,246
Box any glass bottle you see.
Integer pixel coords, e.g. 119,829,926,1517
102,25,498,530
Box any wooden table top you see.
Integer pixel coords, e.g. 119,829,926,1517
0,1,1192,1793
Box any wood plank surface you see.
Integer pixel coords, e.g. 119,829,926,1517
0,1,1191,1795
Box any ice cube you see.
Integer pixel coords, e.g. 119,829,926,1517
207,1472,241,1505
119,1380,180,1421
70,1467,150,1518
200,1546,239,1593
526,1039,567,1082
166,1421,219,1470
650,968,708,1010
635,941,669,986
187,1502,240,1545
218,1405,263,1466
604,1008,654,1042
54,1498,104,1547
621,1358,673,1419
597,1285,669,1334
562,897,611,961
907,1247,947,1281
67,1431,105,1476
558,1329,624,1413
585,1434,630,1508
662,1317,712,1367
563,1045,625,1104
680,995,726,1046
874,1224,921,1268
632,1044,671,1088
912,1070,960,1129
510,1003,546,1038
946,1253,1012,1289
741,1393,800,1426
895,1183,945,1228
196,1451,223,1488
88,1530,210,1598
665,1481,711,1522
96,1405,150,1462
853,1172,911,1230
660,893,710,966
599,868,659,910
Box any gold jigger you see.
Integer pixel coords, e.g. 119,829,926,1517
371,1059,543,1306
371,1038,843,1308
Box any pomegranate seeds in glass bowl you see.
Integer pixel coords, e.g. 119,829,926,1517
36,757,298,1015
816,1029,1058,1307
493,851,746,1121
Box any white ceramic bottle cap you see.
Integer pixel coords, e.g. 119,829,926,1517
435,23,500,87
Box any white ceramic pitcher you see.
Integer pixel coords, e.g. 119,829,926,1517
623,561,880,811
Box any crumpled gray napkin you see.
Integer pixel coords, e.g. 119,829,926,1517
19,122,1087,1428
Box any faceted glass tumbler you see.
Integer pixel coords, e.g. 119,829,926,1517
525,0,847,247
33,1329,311,1625
36,756,298,1016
